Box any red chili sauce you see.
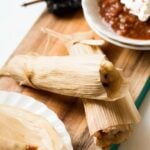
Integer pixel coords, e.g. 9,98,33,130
99,0,150,40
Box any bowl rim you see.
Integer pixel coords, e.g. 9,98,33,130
97,31,150,50
82,0,150,46
87,17,150,50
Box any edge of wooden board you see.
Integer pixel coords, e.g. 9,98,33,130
111,77,150,150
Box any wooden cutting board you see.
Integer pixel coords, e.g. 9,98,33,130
0,10,150,150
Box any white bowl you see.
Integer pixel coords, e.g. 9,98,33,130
83,6,150,50
82,0,150,47
0,91,73,150
98,30,150,50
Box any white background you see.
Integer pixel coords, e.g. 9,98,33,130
0,1,149,150
0,0,46,67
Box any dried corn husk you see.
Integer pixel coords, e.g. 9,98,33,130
0,31,127,102
0,105,68,150
43,29,140,148
0,29,140,148
0,137,37,150
0,54,125,101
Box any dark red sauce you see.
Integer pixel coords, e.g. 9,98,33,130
99,0,150,40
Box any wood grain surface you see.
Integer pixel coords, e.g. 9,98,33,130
0,10,150,150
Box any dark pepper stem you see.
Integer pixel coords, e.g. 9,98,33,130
22,0,45,7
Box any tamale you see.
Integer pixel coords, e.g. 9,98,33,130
0,39,126,101
0,105,69,150
0,137,38,150
0,28,140,148
43,29,140,148
0,54,107,101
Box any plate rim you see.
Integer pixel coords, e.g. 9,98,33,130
83,12,150,50
0,90,73,150
82,0,150,47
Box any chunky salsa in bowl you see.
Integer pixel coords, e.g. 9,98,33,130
82,0,150,46
99,0,150,40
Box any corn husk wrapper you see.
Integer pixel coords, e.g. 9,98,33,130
0,31,127,102
0,137,37,150
0,105,68,150
0,29,140,148
0,54,126,101
43,29,140,148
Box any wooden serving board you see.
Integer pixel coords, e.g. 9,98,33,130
0,10,150,150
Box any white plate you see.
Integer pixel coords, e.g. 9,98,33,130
0,90,73,150
85,16,150,50
98,31,150,50
82,0,150,47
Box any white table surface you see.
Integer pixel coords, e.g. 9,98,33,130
119,91,150,150
0,1,149,149
0,0,46,67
